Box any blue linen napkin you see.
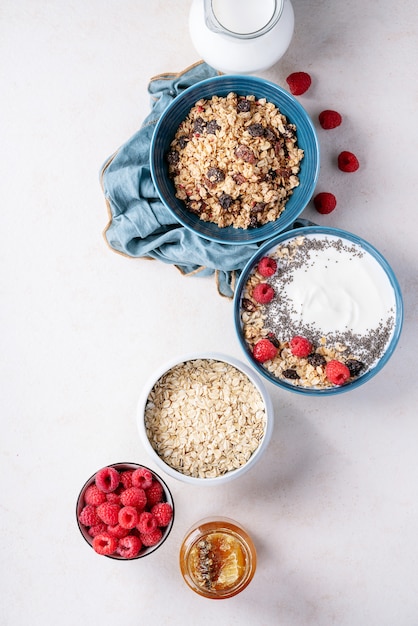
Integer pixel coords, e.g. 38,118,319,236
100,61,261,298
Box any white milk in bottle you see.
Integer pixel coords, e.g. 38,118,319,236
189,0,295,74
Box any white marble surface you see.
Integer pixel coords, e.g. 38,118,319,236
2,1,418,624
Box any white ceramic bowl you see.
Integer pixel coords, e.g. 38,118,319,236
137,353,274,485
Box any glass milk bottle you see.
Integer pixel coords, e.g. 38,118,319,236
189,0,294,74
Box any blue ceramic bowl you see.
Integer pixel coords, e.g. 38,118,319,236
150,75,319,245
234,226,403,395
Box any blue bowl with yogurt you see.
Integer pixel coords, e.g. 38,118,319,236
150,74,319,245
233,225,403,395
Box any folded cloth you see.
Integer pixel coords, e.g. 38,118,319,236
100,61,261,298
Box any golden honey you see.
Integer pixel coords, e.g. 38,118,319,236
179,518,256,599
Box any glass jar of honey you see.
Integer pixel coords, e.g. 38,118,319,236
179,518,257,599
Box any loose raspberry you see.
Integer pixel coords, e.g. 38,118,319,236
137,511,158,534
119,470,134,489
96,502,120,526
140,528,163,547
337,151,359,172
286,71,312,96
253,338,278,363
131,467,153,490
88,523,107,537
290,336,313,358
92,533,118,556
325,360,351,385
120,487,147,509
257,256,277,278
107,523,130,539
313,192,337,215
151,503,173,527
116,535,142,559
84,484,107,506
79,504,101,527
118,506,139,530
253,283,275,304
318,110,342,129
95,466,120,493
145,481,164,507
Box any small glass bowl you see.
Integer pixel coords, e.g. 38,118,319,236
179,518,257,599
76,462,174,560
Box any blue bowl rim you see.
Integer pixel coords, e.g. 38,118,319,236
233,225,404,395
150,74,320,245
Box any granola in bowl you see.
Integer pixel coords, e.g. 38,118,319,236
167,92,304,230
150,74,319,244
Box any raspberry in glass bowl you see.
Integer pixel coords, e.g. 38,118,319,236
76,462,174,559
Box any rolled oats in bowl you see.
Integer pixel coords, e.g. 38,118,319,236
167,92,304,230
137,353,274,485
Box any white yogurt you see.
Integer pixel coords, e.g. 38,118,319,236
262,233,397,371
281,238,395,336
